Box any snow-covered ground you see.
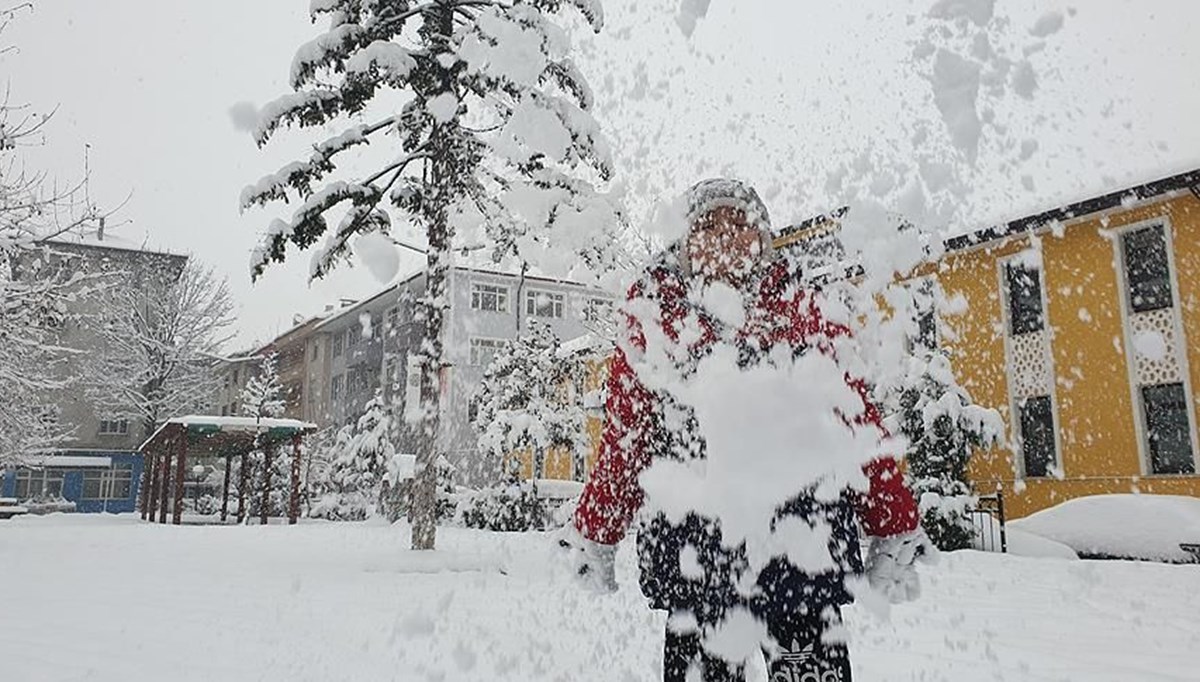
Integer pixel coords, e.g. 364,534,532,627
2,515,1197,682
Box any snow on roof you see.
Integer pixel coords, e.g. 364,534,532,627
167,415,317,431
19,455,113,468
46,229,184,259
557,333,612,358
533,478,584,500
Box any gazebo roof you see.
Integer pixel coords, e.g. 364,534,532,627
140,415,318,458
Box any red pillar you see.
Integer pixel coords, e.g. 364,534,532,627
172,432,187,525
220,454,232,523
139,453,154,519
145,453,160,520
288,434,302,525
158,448,172,524
237,452,249,524
260,444,273,526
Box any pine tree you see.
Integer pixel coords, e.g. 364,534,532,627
243,0,621,549
239,353,289,519
471,320,587,482
897,349,1005,551
313,393,395,521
241,353,287,419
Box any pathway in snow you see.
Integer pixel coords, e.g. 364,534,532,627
1,515,1196,681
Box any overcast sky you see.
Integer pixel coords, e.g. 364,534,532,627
7,0,1199,348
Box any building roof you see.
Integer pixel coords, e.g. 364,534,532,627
45,231,186,260
140,416,318,458
944,167,1200,252
774,167,1200,264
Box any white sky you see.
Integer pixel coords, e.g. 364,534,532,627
7,0,1200,347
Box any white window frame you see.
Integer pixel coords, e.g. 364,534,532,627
997,251,1063,480
82,464,134,500
582,297,614,323
470,282,510,313
469,337,507,367
1109,216,1199,476
98,417,129,436
525,289,565,319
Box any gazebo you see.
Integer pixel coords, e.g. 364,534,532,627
138,416,317,525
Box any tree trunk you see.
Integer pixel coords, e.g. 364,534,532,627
261,445,273,526
408,4,456,552
221,454,232,523
288,435,301,525
237,452,249,524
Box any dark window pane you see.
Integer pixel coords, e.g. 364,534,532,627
916,308,937,349
1019,395,1056,477
1142,383,1195,474
1006,263,1044,335
1123,226,1173,313
82,471,104,500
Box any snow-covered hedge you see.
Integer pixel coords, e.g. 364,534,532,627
1010,494,1200,563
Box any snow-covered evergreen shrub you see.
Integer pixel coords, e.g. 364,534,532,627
457,478,546,532
898,351,1004,551
471,320,588,480
311,394,394,521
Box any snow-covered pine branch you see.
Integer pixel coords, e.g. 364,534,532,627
243,0,621,550
241,352,287,420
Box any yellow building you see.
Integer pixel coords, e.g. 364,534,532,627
935,170,1200,518
777,169,1200,518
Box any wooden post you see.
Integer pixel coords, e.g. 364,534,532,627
172,432,187,525
145,453,160,521
220,454,233,523
288,434,302,525
237,451,249,524
138,453,153,519
260,444,274,526
158,447,172,524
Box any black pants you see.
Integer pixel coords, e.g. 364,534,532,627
663,610,852,682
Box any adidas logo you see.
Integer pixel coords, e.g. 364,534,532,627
771,640,846,682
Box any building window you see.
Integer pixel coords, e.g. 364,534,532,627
582,298,613,323
386,307,399,335
98,418,129,436
310,342,320,361
1141,383,1195,475
471,283,509,313
470,337,507,367
1005,262,1044,335
526,290,564,319
331,375,344,404
14,469,65,501
82,464,134,500
1122,224,1173,313
332,333,344,358
1017,395,1056,478
346,326,360,350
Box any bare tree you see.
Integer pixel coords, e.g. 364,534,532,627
85,259,235,439
0,5,110,465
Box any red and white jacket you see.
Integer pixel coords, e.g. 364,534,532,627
573,260,919,547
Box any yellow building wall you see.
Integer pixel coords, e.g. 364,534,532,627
942,193,1200,518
